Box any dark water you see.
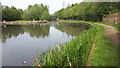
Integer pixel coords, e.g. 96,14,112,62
1,22,91,66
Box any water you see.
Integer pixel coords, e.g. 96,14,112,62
1,22,91,66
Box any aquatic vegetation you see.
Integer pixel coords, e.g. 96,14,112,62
34,24,97,67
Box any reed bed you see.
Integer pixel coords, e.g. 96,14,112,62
34,25,97,67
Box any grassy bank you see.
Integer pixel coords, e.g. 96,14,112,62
34,20,97,67
90,25,118,66
93,21,119,66
59,20,119,66
34,20,118,67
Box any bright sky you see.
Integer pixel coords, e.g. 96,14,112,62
1,0,83,14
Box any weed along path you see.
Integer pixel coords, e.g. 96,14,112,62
86,23,119,66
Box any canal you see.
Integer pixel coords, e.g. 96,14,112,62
1,22,91,66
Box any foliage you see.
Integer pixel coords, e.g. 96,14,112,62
0,3,2,21
54,2,120,22
2,4,50,21
2,6,23,21
22,4,50,20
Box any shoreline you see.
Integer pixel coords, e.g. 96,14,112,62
34,20,119,67
0,21,48,25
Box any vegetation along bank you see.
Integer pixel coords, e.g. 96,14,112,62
34,20,119,67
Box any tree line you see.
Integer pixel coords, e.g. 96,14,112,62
1,2,120,22
2,4,50,21
54,2,120,22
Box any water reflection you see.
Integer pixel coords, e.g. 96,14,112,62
55,22,91,36
2,22,91,66
22,25,50,38
2,25,50,43
2,25,24,43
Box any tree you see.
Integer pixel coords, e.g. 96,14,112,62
0,3,2,22
18,9,24,20
54,2,120,22
22,4,50,20
2,6,22,21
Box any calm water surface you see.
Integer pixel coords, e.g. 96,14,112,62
1,22,91,66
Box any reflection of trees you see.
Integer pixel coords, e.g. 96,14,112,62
2,24,50,43
23,25,50,38
55,23,91,36
2,25,24,42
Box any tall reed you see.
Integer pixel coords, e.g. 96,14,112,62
34,26,97,67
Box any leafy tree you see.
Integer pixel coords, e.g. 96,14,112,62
54,2,120,22
0,3,2,22
18,9,24,20
97,2,120,18
2,6,23,21
22,4,50,20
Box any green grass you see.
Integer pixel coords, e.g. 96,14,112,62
34,20,119,67
58,20,89,24
90,25,118,66
60,20,119,66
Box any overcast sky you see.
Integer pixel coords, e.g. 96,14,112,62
1,0,83,14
